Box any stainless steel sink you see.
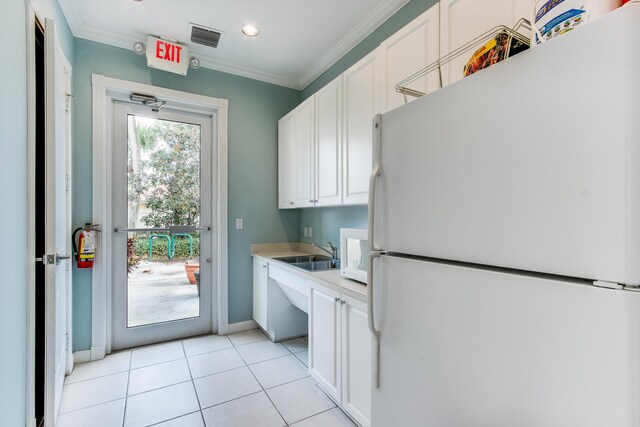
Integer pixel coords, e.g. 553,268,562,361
273,255,340,271
290,260,340,271
274,255,333,264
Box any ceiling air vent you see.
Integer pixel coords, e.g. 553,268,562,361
191,25,222,48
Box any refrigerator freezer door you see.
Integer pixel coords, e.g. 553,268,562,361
374,6,640,285
372,256,640,427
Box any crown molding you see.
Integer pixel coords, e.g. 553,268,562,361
195,57,300,89
298,0,410,89
57,0,410,91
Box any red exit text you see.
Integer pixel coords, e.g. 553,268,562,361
155,40,183,64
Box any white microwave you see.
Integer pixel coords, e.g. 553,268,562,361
340,228,368,284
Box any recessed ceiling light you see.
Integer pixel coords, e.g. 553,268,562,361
242,25,259,37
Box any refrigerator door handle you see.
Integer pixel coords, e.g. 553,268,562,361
368,114,383,388
368,114,382,253
368,251,384,388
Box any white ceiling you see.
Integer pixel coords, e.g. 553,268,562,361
58,0,410,89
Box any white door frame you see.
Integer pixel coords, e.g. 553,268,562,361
91,75,229,359
26,6,41,426
44,18,73,423
26,6,73,426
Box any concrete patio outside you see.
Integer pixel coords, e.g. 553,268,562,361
127,259,199,327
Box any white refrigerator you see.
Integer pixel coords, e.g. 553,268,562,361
369,5,640,426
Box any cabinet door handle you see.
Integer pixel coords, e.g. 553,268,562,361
340,299,346,305
290,201,294,205
334,297,340,303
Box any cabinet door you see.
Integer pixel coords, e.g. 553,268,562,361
380,3,440,112
309,284,342,402
293,96,315,208
343,49,380,205
252,258,268,330
278,111,295,209
341,295,372,427
315,75,343,207
440,0,532,87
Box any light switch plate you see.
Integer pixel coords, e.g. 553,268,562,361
303,227,308,237
308,227,313,237
235,218,243,230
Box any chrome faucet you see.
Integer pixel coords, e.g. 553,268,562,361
313,242,338,260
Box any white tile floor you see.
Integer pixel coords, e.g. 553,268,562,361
57,330,357,427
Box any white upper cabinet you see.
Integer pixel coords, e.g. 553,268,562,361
279,1,534,209
315,76,343,207
293,95,315,208
380,4,440,112
278,111,295,209
439,0,532,87
343,48,380,206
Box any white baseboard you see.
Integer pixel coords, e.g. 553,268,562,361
73,350,92,364
226,320,258,334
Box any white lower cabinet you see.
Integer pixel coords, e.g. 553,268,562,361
340,294,371,426
309,282,371,427
252,258,268,329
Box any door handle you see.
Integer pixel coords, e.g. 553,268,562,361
40,253,72,265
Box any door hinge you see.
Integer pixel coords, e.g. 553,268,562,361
65,174,70,191
65,333,70,351
593,280,623,290
65,93,74,112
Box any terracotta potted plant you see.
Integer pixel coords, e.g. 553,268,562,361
184,259,199,284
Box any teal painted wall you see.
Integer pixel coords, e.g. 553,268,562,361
300,206,368,246
299,0,438,251
1,0,73,423
72,39,301,350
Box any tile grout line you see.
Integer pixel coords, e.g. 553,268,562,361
199,389,264,412
122,351,133,427
234,340,291,427
60,332,310,426
181,339,208,426
289,407,337,426
58,396,127,417
146,410,202,427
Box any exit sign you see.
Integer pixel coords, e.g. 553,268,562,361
146,36,189,76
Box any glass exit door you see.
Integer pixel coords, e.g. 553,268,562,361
112,102,214,349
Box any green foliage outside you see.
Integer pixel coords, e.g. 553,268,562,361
128,119,201,229
133,235,200,260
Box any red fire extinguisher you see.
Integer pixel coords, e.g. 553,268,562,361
73,223,97,269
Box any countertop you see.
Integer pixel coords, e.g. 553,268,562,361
251,244,367,301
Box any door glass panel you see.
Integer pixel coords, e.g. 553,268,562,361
126,115,201,327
